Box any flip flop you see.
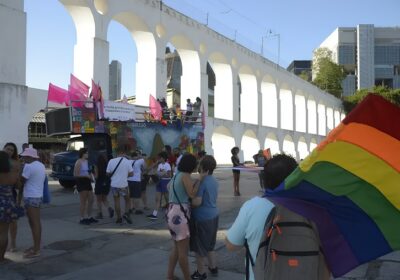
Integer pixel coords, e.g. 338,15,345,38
24,250,40,259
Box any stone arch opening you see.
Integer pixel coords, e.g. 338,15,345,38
282,135,296,158
261,77,277,127
326,107,334,132
111,12,156,105
264,132,280,155
241,130,260,162
169,35,200,110
59,2,95,84
211,126,235,164
208,53,233,120
297,136,309,160
310,138,317,152
318,103,326,136
334,110,341,127
279,87,293,130
295,94,306,132
238,66,258,125
307,97,317,134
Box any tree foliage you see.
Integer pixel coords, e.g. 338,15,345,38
342,86,400,114
312,48,346,98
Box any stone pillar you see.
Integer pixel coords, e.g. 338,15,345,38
257,81,262,126
305,96,309,134
292,89,296,132
155,39,168,101
232,70,240,122
276,84,281,129
92,37,109,99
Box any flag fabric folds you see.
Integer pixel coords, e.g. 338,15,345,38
70,74,89,98
47,83,68,105
149,94,162,121
264,94,400,277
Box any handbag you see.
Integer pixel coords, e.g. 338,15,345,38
172,175,196,235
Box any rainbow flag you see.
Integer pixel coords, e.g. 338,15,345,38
265,94,400,277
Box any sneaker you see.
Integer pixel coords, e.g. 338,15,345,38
208,267,218,276
88,217,99,224
116,218,123,224
108,207,115,218
79,218,90,225
95,213,103,219
146,214,158,220
123,213,132,224
135,210,144,215
191,270,207,280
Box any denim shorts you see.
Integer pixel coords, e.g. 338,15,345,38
111,187,129,197
24,197,43,208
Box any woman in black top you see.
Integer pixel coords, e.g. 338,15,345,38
94,154,114,219
231,147,241,196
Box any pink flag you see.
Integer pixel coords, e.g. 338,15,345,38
97,86,105,119
201,103,206,129
91,79,101,101
70,74,89,98
48,83,68,105
67,85,86,107
149,94,162,120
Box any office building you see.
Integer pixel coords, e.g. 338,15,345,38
315,25,400,96
109,60,122,101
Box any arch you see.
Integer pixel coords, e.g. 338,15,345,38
282,135,296,157
112,12,156,105
239,66,258,124
209,53,233,120
295,94,306,132
310,138,317,152
318,103,326,136
326,107,334,131
279,88,293,130
334,109,341,127
261,77,277,127
307,97,317,134
211,126,235,164
264,132,280,155
297,136,309,160
241,130,260,162
169,35,200,109
62,3,95,83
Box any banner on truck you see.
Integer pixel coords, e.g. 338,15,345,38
103,100,136,121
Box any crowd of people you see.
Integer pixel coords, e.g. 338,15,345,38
0,141,331,280
144,97,203,124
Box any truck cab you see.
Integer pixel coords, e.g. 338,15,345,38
51,133,112,188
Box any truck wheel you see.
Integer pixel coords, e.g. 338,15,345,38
59,179,75,188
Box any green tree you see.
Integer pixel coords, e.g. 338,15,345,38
342,86,400,114
312,48,346,98
299,70,311,82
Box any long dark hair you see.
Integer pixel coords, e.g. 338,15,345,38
0,151,11,173
96,154,108,175
3,142,18,160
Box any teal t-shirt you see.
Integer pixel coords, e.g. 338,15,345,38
227,196,275,280
169,172,189,204
192,175,219,221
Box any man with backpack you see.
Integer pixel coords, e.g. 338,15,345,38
225,154,330,280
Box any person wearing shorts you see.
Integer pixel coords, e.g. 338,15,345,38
74,148,97,225
128,151,145,215
166,154,206,280
147,152,171,220
106,147,133,224
191,155,219,279
20,148,46,258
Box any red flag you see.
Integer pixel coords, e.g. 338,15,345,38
201,103,206,129
91,79,101,101
47,83,68,105
70,74,89,98
149,94,162,120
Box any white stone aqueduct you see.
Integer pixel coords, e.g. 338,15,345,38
60,0,343,164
